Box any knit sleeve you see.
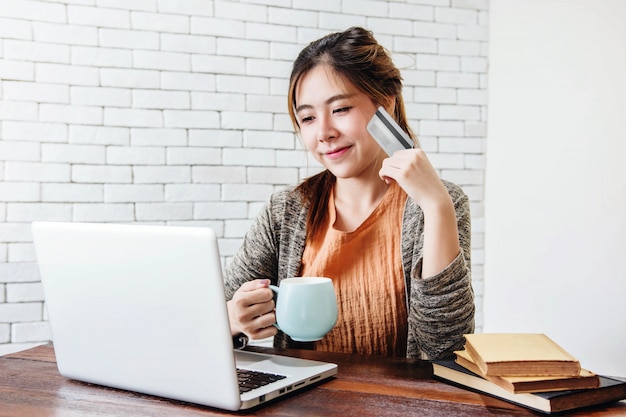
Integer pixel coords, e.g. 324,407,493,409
222,195,280,301
408,181,475,360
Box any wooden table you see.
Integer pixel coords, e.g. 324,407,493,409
1,344,625,416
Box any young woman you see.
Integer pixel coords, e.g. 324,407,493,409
224,27,474,360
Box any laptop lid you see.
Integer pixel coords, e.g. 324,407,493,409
31,221,337,411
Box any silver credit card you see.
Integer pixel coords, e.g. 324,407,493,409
367,106,417,156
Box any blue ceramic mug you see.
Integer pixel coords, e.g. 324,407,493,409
269,277,338,342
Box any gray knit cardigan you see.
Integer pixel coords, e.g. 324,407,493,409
223,179,475,360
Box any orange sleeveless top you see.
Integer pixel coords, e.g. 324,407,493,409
300,182,409,357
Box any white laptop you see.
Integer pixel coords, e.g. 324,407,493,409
31,221,337,411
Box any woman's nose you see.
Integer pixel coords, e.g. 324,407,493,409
316,116,338,142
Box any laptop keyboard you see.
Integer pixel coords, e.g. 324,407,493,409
237,368,287,393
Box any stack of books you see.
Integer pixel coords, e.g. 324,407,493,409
460,333,599,393
432,333,626,414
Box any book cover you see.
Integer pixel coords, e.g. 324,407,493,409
432,358,626,414
455,349,600,393
464,333,581,376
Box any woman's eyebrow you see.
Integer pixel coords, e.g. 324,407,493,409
295,93,355,114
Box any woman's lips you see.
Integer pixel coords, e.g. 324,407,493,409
324,146,351,160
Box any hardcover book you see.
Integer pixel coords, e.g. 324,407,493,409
463,333,581,376
455,349,600,393
432,358,626,414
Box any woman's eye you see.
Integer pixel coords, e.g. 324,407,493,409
300,115,314,123
333,106,351,114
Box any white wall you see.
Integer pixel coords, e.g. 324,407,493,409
485,0,626,376
0,1,488,355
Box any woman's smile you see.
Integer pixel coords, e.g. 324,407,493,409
324,146,352,160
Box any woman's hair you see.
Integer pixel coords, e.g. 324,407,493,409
288,27,415,236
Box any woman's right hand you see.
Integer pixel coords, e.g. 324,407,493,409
227,279,278,340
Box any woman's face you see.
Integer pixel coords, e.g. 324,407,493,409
294,65,388,181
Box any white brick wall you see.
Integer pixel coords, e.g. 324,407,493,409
0,0,488,354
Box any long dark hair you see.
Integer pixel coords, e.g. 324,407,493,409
288,27,416,237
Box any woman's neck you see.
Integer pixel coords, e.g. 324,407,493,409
332,177,390,232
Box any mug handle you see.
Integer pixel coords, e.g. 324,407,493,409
269,285,281,331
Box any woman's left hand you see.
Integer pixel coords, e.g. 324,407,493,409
378,149,450,212
379,148,461,278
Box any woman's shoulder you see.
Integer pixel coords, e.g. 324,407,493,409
268,185,301,205
265,185,308,218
